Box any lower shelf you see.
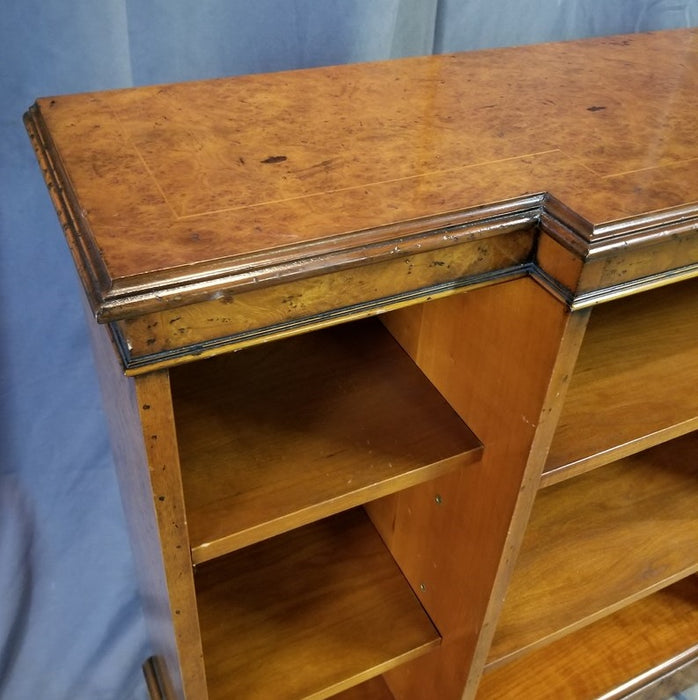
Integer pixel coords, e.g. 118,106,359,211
488,433,698,666
195,507,439,700
476,576,698,699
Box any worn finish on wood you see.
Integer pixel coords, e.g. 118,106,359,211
85,311,206,698
112,222,534,371
544,277,698,485
195,508,439,700
489,433,698,668
171,318,481,563
477,577,698,699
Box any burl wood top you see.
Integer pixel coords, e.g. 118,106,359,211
25,29,698,334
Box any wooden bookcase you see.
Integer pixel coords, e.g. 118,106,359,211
25,28,698,700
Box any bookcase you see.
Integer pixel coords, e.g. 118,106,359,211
25,27,698,700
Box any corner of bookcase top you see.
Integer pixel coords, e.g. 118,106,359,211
23,103,112,318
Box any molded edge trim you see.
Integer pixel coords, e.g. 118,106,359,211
114,264,529,374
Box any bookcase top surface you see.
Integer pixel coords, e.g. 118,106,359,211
25,28,698,319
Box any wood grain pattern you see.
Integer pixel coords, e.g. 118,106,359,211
113,222,534,369
363,279,588,699
544,277,698,485
489,433,698,667
84,306,206,699
195,508,439,700
477,577,698,699
25,29,698,329
170,318,482,563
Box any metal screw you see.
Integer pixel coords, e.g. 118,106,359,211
419,583,427,592
435,494,443,504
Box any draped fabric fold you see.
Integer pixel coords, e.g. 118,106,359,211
1,2,696,697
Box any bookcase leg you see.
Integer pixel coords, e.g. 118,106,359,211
143,656,176,700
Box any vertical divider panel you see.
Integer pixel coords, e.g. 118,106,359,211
365,278,590,699
85,306,207,700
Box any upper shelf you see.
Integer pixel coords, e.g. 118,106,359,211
171,317,482,564
24,29,698,328
543,277,698,485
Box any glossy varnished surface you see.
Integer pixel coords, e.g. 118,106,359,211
25,29,698,324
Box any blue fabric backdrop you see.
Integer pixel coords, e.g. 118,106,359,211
1,2,697,698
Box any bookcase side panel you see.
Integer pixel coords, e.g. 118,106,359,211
86,315,206,699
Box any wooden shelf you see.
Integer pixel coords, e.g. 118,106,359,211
543,278,698,486
477,576,698,699
195,507,439,700
172,318,481,563
332,676,395,700
488,432,698,667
